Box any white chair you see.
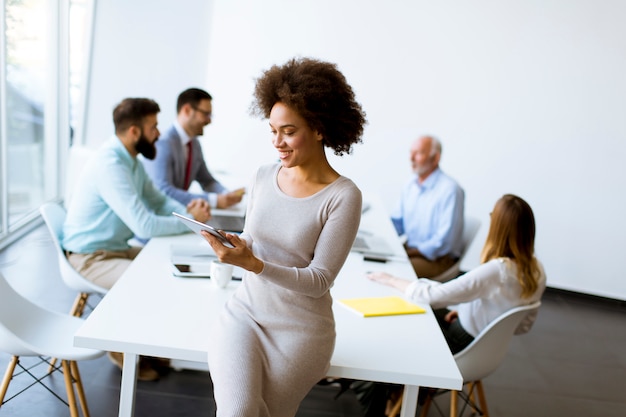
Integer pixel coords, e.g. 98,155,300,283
40,202,108,317
0,272,104,417
387,301,541,417
431,216,481,283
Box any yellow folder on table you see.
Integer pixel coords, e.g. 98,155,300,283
338,296,426,317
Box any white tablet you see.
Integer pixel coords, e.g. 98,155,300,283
172,212,235,248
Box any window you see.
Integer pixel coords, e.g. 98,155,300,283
0,0,90,249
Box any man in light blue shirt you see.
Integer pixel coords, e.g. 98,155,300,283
391,135,464,279
63,98,211,290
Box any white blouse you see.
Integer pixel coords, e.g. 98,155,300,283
403,258,546,337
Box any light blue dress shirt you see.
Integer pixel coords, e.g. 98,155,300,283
391,168,464,260
63,135,190,253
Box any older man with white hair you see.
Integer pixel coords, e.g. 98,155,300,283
391,135,465,279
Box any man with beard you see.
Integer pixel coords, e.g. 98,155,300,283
142,88,245,208
63,98,211,288
390,135,465,279
63,97,210,290
62,98,210,381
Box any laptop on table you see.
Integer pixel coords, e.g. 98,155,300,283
207,213,245,233
351,232,395,258
207,206,246,233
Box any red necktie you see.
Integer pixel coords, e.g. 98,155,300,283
184,142,193,190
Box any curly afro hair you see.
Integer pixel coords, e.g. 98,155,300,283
250,57,367,156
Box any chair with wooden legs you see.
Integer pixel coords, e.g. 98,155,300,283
40,202,109,372
387,301,541,417
0,272,104,416
40,202,108,318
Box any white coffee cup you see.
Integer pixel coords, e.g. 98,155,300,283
210,260,234,288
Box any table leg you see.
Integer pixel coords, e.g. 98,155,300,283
400,384,419,417
118,352,138,417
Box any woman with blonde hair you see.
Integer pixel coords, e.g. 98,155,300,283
369,193,546,351
355,194,546,416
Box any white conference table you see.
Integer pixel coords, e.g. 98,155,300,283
74,198,462,417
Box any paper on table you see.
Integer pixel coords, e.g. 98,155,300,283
338,296,426,317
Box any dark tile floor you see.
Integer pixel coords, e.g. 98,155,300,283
1,225,625,416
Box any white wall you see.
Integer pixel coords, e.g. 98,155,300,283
83,0,215,145
83,0,626,300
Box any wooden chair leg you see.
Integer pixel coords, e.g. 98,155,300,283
475,380,489,417
47,358,58,374
61,360,79,417
450,390,458,417
386,388,403,417
467,382,478,414
70,361,90,417
70,293,89,317
48,293,90,373
1,356,19,405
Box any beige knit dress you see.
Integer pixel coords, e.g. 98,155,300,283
207,163,362,417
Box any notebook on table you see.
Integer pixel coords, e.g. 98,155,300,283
338,296,426,317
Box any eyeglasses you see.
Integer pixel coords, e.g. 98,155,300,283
192,107,212,118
